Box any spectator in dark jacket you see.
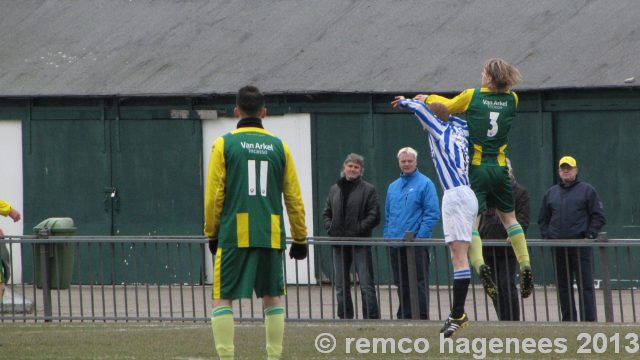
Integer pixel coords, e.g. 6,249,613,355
538,156,606,322
323,153,380,319
479,158,530,321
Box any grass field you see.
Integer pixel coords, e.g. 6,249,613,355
1,321,639,359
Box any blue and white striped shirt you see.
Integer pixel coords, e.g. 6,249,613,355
399,99,470,191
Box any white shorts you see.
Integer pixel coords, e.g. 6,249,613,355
442,185,478,244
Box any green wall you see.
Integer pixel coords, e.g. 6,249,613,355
1,98,205,284
2,88,639,286
307,90,640,285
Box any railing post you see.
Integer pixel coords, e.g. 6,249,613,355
38,228,52,322
404,231,420,320
597,232,613,323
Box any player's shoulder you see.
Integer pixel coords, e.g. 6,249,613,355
458,88,477,97
450,115,467,125
230,127,275,136
212,135,226,147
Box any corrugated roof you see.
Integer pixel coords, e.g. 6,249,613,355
0,0,637,96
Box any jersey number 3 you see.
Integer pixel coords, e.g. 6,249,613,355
248,160,268,197
487,112,499,137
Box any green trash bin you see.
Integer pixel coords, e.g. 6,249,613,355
33,217,76,289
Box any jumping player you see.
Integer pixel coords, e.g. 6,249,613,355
391,97,475,337
415,58,533,299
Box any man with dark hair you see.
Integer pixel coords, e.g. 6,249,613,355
205,85,307,360
323,153,380,319
236,85,265,117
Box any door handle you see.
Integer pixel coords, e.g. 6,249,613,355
103,187,119,212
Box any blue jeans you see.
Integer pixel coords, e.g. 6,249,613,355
332,246,380,319
554,247,596,322
389,246,430,319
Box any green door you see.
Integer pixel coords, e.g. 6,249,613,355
23,102,203,284
109,114,203,284
313,113,376,283
554,110,640,286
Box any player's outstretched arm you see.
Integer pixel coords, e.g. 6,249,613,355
392,97,445,137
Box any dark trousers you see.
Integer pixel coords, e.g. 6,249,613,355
332,246,380,319
389,246,429,319
484,246,520,321
554,247,596,322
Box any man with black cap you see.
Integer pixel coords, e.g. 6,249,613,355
538,155,606,322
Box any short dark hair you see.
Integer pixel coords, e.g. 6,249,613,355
236,85,265,117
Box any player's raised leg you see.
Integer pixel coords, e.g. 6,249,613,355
498,210,533,298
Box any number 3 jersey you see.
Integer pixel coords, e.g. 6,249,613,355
426,88,518,166
204,126,307,249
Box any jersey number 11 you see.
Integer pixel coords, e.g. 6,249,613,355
248,159,268,197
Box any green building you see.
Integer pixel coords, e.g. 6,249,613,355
1,1,638,285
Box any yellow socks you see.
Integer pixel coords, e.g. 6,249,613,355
264,305,285,360
212,304,285,360
211,306,234,360
507,224,530,269
468,230,486,273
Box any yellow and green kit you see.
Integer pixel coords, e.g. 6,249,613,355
204,125,306,300
427,88,518,213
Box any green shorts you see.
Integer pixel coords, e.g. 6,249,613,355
469,164,514,213
212,247,285,300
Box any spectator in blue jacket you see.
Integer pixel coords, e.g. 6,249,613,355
384,147,440,319
538,156,606,322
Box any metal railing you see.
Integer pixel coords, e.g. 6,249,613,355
0,234,638,323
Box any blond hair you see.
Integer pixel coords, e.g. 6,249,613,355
483,58,522,92
397,147,418,159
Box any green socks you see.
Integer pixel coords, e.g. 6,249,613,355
264,305,285,360
468,230,486,273
211,306,234,360
507,224,530,269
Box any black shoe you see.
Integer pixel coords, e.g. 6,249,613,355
479,264,498,302
440,313,469,338
520,266,533,298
